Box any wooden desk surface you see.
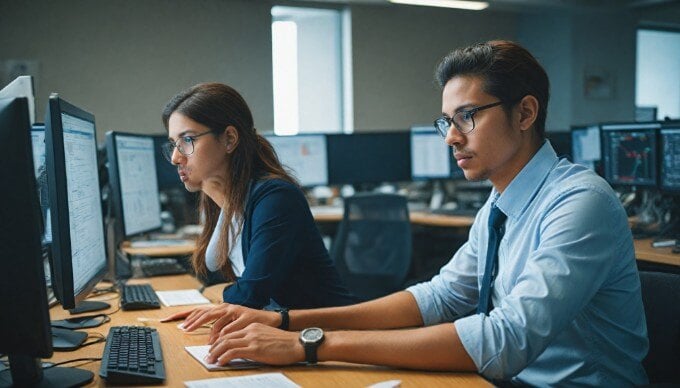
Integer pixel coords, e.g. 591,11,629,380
312,206,475,228
48,275,488,387
634,238,680,267
121,241,195,257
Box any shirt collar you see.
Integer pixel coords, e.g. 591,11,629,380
492,140,558,220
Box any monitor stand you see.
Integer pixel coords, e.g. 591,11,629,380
51,327,87,351
68,300,110,315
0,354,93,388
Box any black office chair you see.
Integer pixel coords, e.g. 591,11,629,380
639,271,680,385
330,193,412,302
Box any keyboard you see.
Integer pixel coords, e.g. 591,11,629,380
120,283,161,311
100,326,165,385
139,257,188,277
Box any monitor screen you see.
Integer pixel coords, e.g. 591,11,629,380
45,96,108,309
31,123,52,244
410,127,450,180
0,97,93,386
571,125,601,170
600,122,660,187
266,134,328,187
327,132,411,185
660,126,680,192
106,132,162,237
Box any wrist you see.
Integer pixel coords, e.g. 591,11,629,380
274,308,289,330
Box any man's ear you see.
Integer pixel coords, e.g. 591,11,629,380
517,95,539,132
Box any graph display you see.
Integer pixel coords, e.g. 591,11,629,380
661,127,680,191
601,123,659,187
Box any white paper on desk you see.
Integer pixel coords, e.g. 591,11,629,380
184,372,300,388
185,345,262,370
156,289,210,306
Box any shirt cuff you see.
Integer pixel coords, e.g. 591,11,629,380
406,283,443,326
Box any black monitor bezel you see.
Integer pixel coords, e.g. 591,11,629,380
105,131,163,238
659,124,680,194
599,121,660,188
45,95,108,309
0,97,53,358
265,133,330,187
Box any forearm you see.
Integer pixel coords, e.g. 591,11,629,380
289,291,423,330
318,323,477,372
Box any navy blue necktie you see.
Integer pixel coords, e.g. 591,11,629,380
477,206,507,315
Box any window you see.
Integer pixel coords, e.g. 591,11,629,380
272,6,352,135
636,28,680,121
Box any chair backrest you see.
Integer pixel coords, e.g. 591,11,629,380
331,193,412,301
639,271,680,384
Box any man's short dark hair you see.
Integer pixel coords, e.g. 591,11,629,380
435,40,550,139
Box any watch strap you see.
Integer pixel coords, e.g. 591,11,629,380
303,342,318,364
275,308,289,330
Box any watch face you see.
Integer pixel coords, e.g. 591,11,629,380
302,327,323,343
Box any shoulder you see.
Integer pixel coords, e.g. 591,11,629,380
545,160,620,207
248,178,308,211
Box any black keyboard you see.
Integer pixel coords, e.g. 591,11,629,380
100,326,165,385
139,257,188,277
121,283,161,310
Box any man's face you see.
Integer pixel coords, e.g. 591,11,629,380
441,75,527,192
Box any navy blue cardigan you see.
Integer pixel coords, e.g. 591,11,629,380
219,178,355,309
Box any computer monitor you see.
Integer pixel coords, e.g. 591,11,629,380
45,95,108,312
600,122,660,187
152,134,184,190
410,126,451,180
265,134,329,187
106,131,163,238
0,75,35,124
30,123,52,245
660,124,680,193
0,97,93,387
327,131,411,185
547,131,573,161
571,124,601,170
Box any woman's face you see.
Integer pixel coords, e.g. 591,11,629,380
167,112,230,193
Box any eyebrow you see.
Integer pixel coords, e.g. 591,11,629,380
168,130,197,141
442,103,476,117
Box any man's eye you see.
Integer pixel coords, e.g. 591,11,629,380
181,136,193,144
461,112,473,121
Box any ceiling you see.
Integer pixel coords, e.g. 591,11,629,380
287,0,680,12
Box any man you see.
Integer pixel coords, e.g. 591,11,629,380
175,40,648,386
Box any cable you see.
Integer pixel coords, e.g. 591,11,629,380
44,357,102,369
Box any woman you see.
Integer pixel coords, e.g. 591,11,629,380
160,83,355,324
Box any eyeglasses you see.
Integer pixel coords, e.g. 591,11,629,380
161,130,215,162
433,100,507,137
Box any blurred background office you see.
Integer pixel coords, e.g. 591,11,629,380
1,0,679,140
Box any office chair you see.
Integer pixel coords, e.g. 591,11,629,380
639,271,680,385
330,193,412,301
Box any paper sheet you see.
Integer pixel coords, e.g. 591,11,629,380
185,345,262,371
155,289,210,306
184,372,300,388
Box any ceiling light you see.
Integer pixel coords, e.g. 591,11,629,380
389,0,489,11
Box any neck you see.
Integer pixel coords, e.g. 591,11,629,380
492,137,543,194
202,178,228,208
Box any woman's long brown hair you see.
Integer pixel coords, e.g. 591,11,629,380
162,83,296,281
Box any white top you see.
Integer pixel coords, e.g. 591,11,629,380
205,210,244,277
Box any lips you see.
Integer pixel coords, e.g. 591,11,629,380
178,169,189,182
454,153,472,168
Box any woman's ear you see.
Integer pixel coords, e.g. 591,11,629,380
223,125,239,153
517,95,539,132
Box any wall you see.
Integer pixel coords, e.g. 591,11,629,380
0,0,273,140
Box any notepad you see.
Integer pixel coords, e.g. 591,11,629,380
184,372,300,388
155,290,211,307
185,345,262,370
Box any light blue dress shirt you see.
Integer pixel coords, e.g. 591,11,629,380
407,141,648,386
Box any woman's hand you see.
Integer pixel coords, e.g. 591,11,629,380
207,323,304,366
207,304,280,344
160,305,218,331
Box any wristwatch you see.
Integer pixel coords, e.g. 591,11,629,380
274,308,289,330
299,327,324,364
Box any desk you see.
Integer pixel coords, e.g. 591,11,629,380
121,240,195,257
48,275,489,387
634,238,680,267
312,206,475,228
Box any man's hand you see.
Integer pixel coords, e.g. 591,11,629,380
207,323,304,366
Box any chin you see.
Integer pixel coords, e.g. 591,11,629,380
184,182,201,192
